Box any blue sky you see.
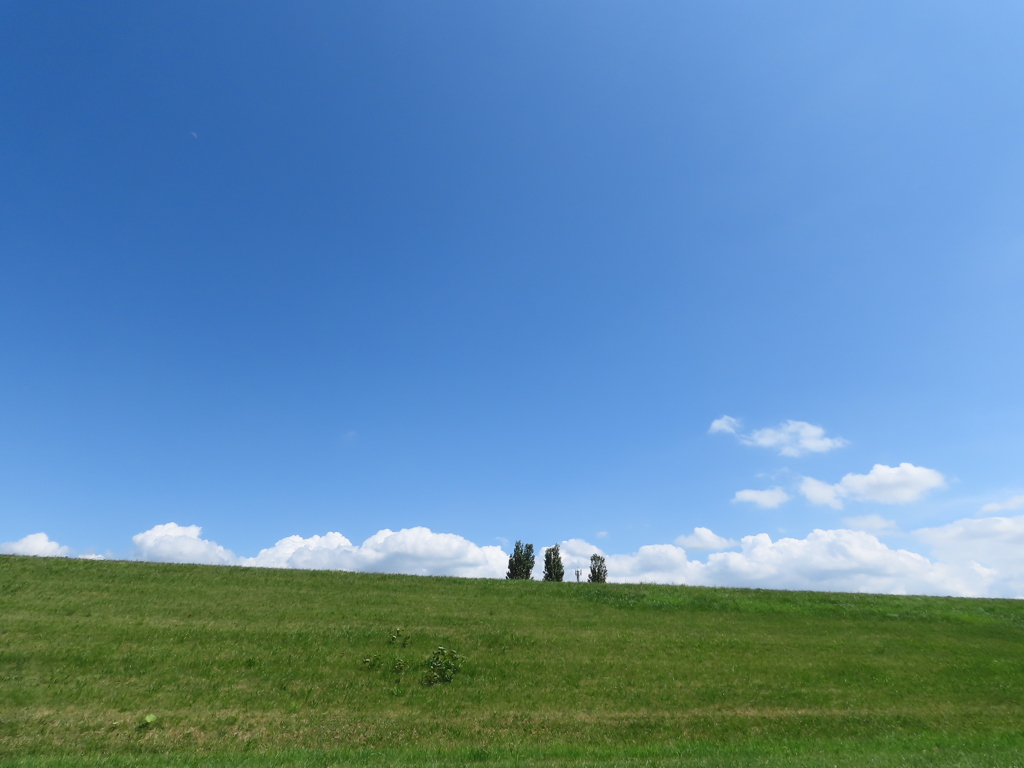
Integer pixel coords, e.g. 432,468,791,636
2,2,1023,595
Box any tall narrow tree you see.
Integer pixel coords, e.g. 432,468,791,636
542,544,564,582
588,553,608,583
505,541,535,580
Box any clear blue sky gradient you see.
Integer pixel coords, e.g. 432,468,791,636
2,1,1023,559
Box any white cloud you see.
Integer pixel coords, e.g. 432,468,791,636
732,487,790,508
557,538,605,567
842,514,898,534
700,532,964,594
350,527,507,579
708,415,740,434
800,463,945,509
244,527,508,578
563,523,966,593
800,476,843,508
553,529,976,596
694,529,978,596
710,417,847,456
608,544,695,584
675,527,737,550
132,523,239,566
915,515,1024,598
244,531,354,569
129,523,509,578
840,463,946,503
743,420,848,456
0,532,70,558
981,495,1024,514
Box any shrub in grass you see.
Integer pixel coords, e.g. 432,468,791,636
423,646,463,685
542,544,564,582
588,553,608,583
505,541,535,580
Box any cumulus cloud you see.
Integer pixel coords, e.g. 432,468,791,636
743,420,848,456
244,527,508,578
710,416,847,456
244,531,354,569
609,544,694,584
132,523,239,566
800,476,843,508
980,495,1024,514
557,538,605,568
0,532,70,558
732,487,790,508
840,463,946,503
916,515,1024,598
842,514,898,534
675,527,737,550
555,529,979,596
127,523,509,578
694,529,978,596
800,463,945,509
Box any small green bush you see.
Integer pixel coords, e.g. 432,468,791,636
422,646,463,686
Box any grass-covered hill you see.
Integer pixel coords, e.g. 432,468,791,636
2,555,1023,767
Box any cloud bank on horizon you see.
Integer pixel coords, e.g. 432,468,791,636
4,515,1024,599
0,532,70,558
5,416,1020,599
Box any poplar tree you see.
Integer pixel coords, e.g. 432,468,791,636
505,541,535,580
588,553,608,583
542,544,564,582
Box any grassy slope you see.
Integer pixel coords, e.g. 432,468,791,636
2,555,1023,767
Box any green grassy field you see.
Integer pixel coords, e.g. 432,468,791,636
2,555,1023,767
